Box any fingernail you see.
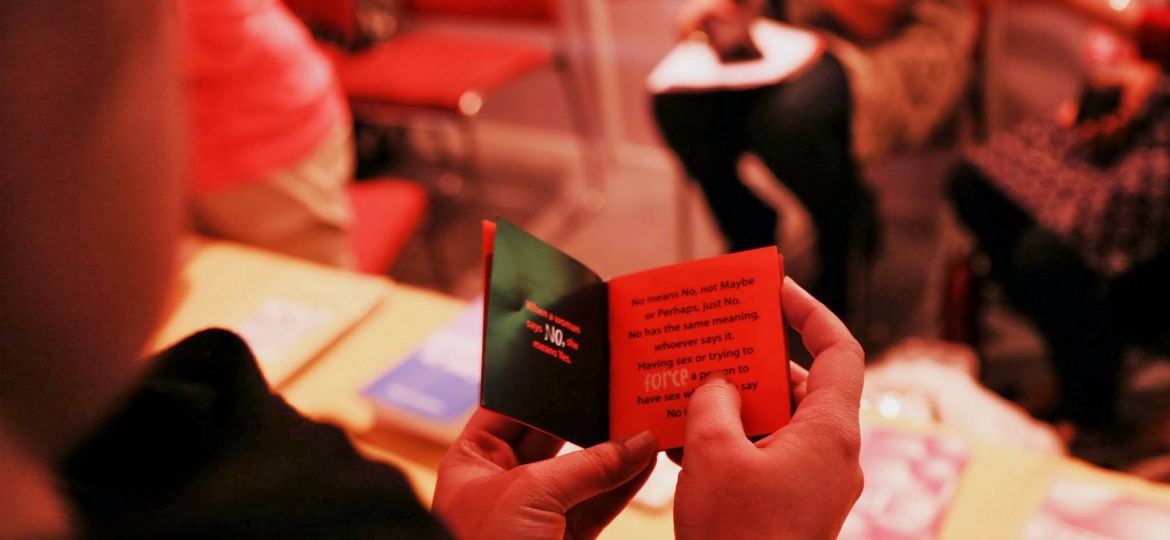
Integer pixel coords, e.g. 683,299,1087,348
617,431,658,463
704,372,731,386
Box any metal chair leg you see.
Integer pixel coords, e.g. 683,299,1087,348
456,115,481,201
428,123,465,199
555,60,606,213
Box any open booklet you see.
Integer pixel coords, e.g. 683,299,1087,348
481,218,792,449
646,18,824,94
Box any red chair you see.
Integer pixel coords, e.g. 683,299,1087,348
347,179,429,275
284,0,605,212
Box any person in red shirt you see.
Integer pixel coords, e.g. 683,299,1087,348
182,0,355,267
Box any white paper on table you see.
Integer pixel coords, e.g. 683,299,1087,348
647,19,824,94
632,452,683,509
1020,479,1170,540
235,298,332,368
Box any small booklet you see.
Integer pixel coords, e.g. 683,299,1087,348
363,298,484,445
646,18,824,94
481,218,792,449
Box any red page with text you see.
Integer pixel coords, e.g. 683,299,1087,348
607,247,791,449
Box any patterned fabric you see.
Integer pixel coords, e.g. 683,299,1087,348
786,0,977,162
966,85,1170,276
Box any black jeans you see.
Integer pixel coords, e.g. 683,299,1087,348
653,54,863,316
950,162,1170,427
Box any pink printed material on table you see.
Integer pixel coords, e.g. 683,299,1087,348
1021,478,1170,539
839,427,970,540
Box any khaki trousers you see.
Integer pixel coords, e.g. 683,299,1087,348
191,123,355,269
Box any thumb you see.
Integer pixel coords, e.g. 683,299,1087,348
684,375,748,451
525,431,658,510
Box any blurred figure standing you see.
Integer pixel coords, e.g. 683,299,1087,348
183,0,355,267
654,0,976,316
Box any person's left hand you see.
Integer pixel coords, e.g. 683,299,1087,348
433,409,658,540
1071,59,1161,159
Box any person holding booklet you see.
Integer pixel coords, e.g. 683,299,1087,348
653,0,975,317
0,2,862,538
436,276,865,539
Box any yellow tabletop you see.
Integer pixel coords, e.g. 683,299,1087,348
149,238,389,385
158,239,1170,539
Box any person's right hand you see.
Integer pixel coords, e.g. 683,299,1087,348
673,277,865,540
674,0,754,39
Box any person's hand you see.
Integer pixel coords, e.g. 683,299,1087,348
673,277,865,540
1100,59,1158,126
1077,59,1160,157
674,0,761,39
433,409,658,540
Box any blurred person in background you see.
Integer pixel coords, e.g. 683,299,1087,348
183,0,355,267
949,0,1170,463
1,2,865,537
654,0,976,317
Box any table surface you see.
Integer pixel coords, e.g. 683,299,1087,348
154,239,1170,539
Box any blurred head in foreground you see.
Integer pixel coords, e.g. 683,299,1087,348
0,1,183,536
